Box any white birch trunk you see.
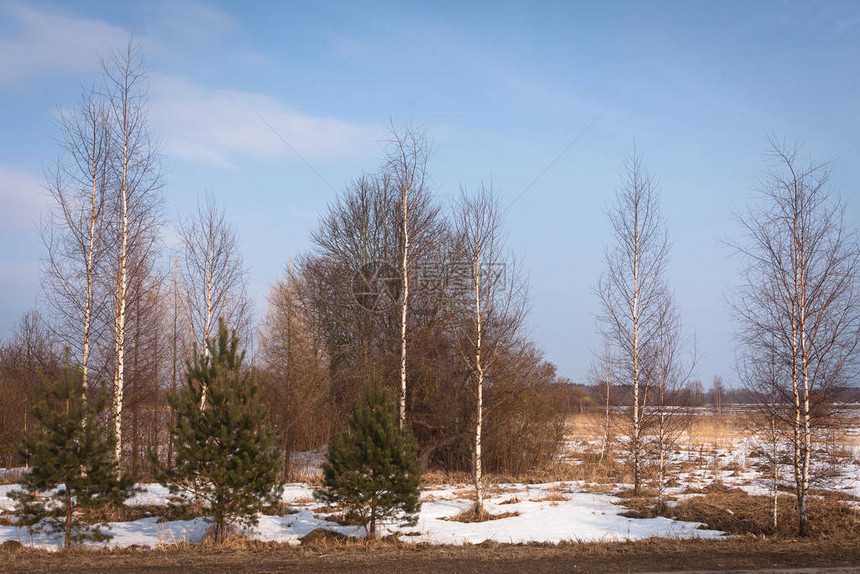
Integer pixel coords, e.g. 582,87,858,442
657,363,666,507
82,132,100,403
112,89,129,466
399,181,409,430
113,182,127,466
600,356,611,464
200,255,214,410
632,209,642,496
799,247,811,536
771,389,779,530
473,250,484,515
790,212,808,536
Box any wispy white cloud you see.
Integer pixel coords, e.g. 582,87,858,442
0,1,381,170
320,29,374,58
144,0,236,47
150,76,384,169
0,1,242,89
0,164,46,232
0,2,131,89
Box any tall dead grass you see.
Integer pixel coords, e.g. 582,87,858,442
663,487,860,537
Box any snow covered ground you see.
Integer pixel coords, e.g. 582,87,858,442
397,483,722,544
563,416,860,501
0,481,722,550
3,415,857,551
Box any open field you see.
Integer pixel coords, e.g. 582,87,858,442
560,409,860,503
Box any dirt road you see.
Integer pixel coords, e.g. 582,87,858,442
3,538,859,573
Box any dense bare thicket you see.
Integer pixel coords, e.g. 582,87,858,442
597,153,670,496
165,259,191,468
253,143,566,478
481,342,567,476
0,312,59,467
306,158,444,420
121,245,167,475
732,139,860,536
258,264,332,479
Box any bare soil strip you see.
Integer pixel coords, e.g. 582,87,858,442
3,538,860,573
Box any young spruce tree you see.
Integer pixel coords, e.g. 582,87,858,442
12,355,134,548
158,320,281,544
315,379,421,540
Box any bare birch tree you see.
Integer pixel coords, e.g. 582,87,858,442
102,40,162,466
649,291,694,507
452,184,526,516
732,138,860,535
385,127,431,430
589,343,616,465
179,193,250,393
41,85,112,400
711,375,724,414
597,152,668,496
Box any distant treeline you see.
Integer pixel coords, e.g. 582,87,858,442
553,381,860,414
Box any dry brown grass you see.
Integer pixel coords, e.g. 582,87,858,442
80,503,202,524
529,492,568,503
449,483,518,500
563,413,606,440
488,464,584,484
420,470,471,487
682,414,748,450
616,496,666,519
6,536,860,573
663,488,860,537
443,505,520,523
551,453,631,485
261,501,300,517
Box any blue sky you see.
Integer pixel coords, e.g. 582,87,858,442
1,1,858,386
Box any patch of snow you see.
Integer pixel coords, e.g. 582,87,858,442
0,481,724,550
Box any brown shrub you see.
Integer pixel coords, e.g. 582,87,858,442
300,528,351,546
443,505,520,523
0,540,23,554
